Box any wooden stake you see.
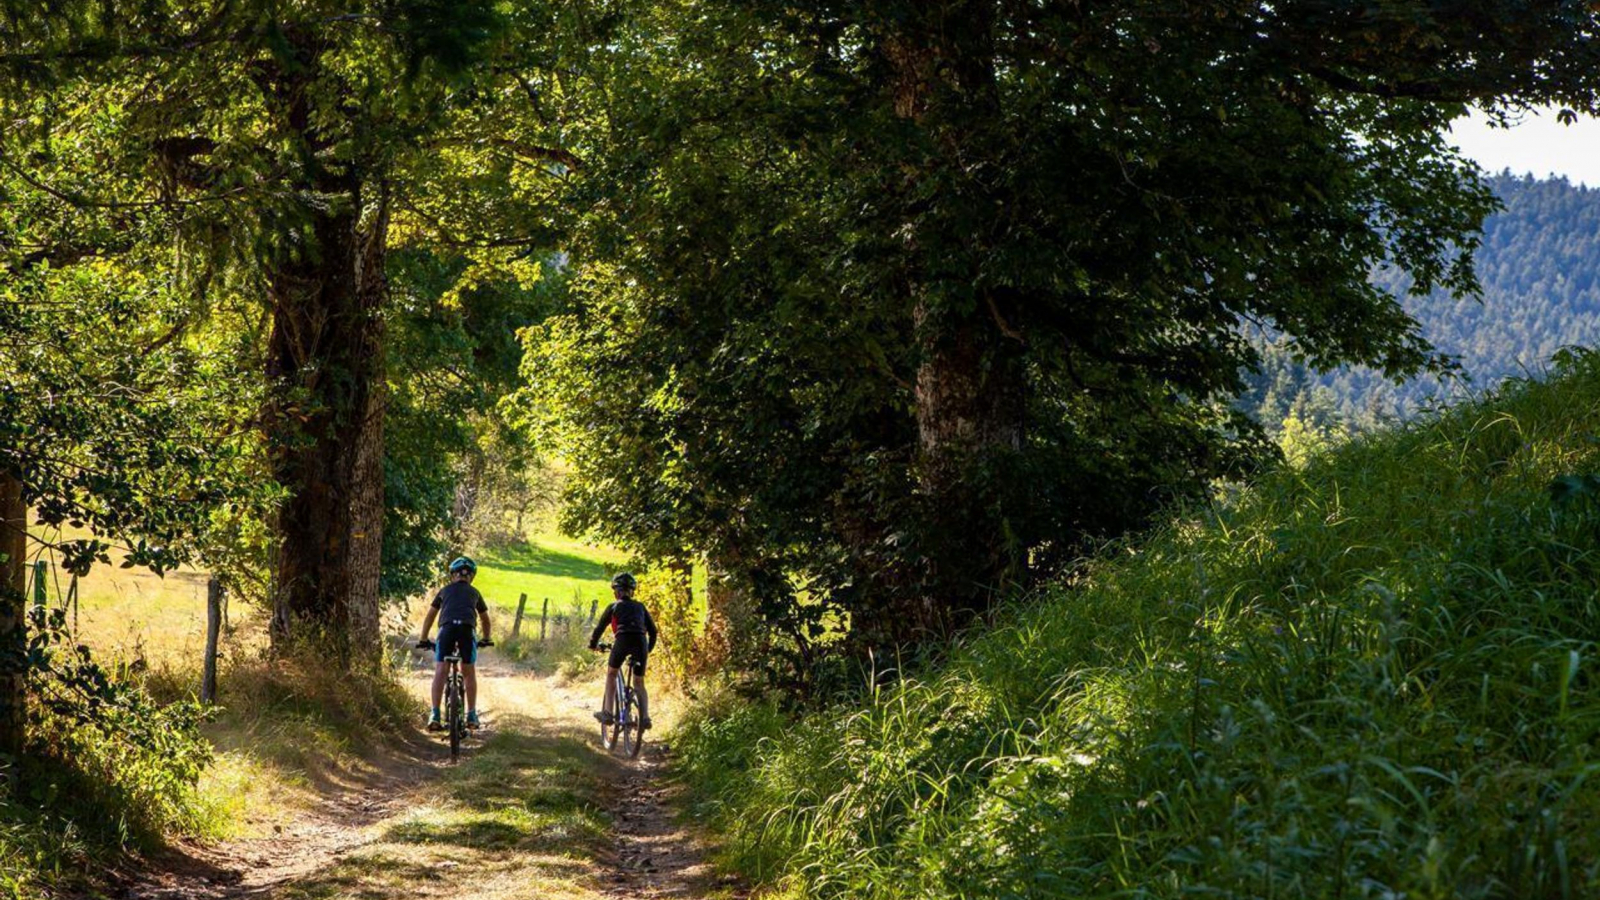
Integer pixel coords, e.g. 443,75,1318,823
512,593,528,638
201,578,222,704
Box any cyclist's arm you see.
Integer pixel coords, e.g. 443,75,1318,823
644,608,658,653
588,604,614,648
419,605,439,640
477,602,491,641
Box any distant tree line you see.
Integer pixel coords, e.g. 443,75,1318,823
1244,173,1600,432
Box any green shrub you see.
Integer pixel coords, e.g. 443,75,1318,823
676,348,1600,899
0,609,216,898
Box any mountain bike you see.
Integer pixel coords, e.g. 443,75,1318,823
593,642,644,758
417,638,493,762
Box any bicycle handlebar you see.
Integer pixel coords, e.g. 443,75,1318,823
593,642,612,651
476,638,495,648
416,639,436,650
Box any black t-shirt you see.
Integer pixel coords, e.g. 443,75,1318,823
432,581,488,624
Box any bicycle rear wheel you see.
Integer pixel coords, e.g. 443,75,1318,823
447,674,463,761
621,675,643,759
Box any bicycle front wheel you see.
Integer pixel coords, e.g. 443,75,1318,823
601,670,619,751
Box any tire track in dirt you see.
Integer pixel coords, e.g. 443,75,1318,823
542,679,746,900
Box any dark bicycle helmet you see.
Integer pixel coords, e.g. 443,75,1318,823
448,556,477,575
611,572,637,592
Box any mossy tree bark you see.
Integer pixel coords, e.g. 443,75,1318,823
252,28,392,668
264,185,389,667
885,0,1027,634
0,471,26,760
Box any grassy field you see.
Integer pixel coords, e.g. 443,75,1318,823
468,532,629,623
23,525,230,666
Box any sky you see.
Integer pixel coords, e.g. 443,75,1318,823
1448,107,1600,188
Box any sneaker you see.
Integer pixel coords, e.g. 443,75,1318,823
466,711,481,730
593,710,614,726
426,713,443,732
640,716,653,731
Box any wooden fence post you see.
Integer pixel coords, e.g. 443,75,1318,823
1,472,28,764
201,578,222,704
511,593,528,638
30,560,46,609
540,597,549,642
588,599,598,625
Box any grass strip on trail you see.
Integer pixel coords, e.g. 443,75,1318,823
276,714,612,900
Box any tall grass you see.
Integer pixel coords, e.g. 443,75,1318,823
677,348,1600,899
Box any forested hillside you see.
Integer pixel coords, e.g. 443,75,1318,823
1246,173,1600,428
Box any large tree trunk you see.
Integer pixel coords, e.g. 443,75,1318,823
265,179,389,667
883,0,1026,633
0,471,25,761
912,298,1026,622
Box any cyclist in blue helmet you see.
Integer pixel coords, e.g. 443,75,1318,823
417,556,492,730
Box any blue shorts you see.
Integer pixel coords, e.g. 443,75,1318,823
435,621,477,664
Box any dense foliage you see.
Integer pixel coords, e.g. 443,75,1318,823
678,347,1600,899
521,0,1600,657
1,608,216,896
0,0,574,657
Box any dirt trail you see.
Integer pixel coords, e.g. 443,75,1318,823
601,746,732,898
542,681,741,900
118,660,740,900
122,750,433,900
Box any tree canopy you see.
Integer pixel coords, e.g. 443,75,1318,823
5,0,1600,697
517,0,1600,662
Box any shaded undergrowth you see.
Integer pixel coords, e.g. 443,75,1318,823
677,348,1600,899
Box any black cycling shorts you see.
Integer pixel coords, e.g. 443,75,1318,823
608,632,649,676
435,621,477,664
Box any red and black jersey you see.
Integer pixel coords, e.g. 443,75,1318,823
589,598,657,651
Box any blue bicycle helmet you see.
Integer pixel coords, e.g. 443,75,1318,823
448,556,477,575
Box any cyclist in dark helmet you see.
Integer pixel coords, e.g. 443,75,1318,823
417,556,493,731
588,571,658,730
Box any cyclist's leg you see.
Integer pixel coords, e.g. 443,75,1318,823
430,645,449,710
432,662,450,700
602,667,619,718
632,652,650,727
463,663,477,712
